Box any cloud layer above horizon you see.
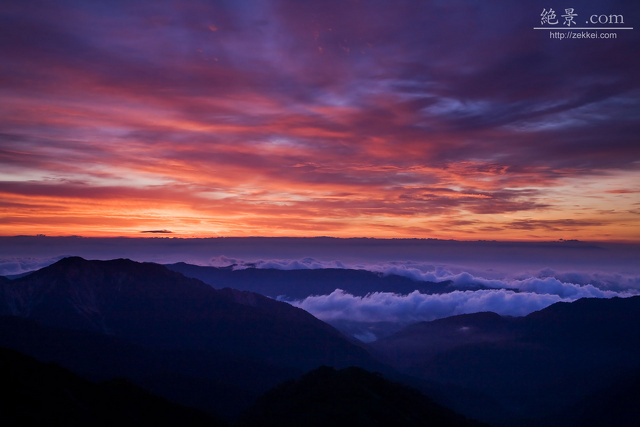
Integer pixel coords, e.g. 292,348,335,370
1,0,639,240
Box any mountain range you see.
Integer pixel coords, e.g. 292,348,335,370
165,261,467,299
1,257,639,426
165,262,487,340
0,257,385,419
372,297,640,425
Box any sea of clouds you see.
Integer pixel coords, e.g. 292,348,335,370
3,252,639,328
207,255,640,324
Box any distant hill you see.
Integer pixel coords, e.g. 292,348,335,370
238,365,486,427
372,296,640,425
165,262,466,299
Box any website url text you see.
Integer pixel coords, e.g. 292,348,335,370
550,31,617,40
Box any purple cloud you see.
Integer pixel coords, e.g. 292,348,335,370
1,0,639,238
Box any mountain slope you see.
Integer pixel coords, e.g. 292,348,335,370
165,262,463,299
237,366,486,427
370,311,515,369
0,257,380,370
553,367,640,427
0,314,289,420
165,262,489,340
0,345,223,427
371,296,640,425
0,257,387,418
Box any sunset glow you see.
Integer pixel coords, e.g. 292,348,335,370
1,1,639,240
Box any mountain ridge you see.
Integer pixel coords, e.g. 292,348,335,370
0,257,389,418
0,257,375,365
165,262,468,299
3,256,638,425
372,295,640,425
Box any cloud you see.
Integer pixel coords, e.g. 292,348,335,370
2,239,639,329
1,1,640,239
285,289,570,323
208,254,640,295
505,277,615,299
209,255,348,270
370,263,640,300
0,256,64,276
207,254,640,320
533,268,640,293
254,252,640,326
286,281,638,325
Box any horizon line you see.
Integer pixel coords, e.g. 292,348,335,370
2,235,639,244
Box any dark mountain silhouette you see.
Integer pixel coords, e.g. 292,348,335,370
5,257,637,426
551,367,640,427
370,311,514,369
0,345,224,426
237,365,487,427
372,296,640,425
165,262,492,340
0,314,274,419
0,257,381,369
165,262,473,299
0,257,387,418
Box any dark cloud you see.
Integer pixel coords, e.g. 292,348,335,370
509,219,606,231
1,0,638,239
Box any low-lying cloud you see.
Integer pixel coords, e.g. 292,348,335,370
226,256,640,326
209,255,640,294
285,289,569,323
285,287,637,325
0,256,65,276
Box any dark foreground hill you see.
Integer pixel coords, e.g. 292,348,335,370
0,346,223,426
0,257,386,419
372,296,640,426
237,365,486,427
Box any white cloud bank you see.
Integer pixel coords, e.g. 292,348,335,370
285,287,637,324
255,258,640,324
210,255,640,293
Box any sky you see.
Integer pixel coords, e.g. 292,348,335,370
1,0,639,241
